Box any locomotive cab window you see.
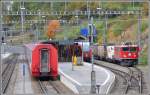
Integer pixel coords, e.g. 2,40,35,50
40,49,49,72
122,47,129,51
130,47,137,52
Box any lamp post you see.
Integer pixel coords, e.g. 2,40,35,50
90,17,96,94
87,2,96,93
104,11,108,57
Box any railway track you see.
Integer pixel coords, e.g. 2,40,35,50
38,80,56,95
2,55,13,73
2,54,18,93
38,80,73,95
125,66,143,94
94,59,144,94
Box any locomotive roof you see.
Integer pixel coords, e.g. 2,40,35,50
115,44,138,47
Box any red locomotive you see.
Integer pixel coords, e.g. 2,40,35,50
114,45,139,66
93,44,139,66
25,43,58,79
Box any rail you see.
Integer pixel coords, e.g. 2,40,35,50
94,59,143,94
2,55,18,93
38,80,49,95
125,67,143,94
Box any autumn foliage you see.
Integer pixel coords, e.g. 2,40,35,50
46,20,60,39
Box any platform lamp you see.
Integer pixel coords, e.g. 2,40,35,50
89,17,96,94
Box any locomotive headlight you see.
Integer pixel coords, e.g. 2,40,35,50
128,53,131,56
123,55,127,57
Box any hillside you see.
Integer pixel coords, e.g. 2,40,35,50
5,1,148,65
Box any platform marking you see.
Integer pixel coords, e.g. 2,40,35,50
59,69,82,86
106,72,115,94
84,62,116,94
84,62,111,85
1,52,11,59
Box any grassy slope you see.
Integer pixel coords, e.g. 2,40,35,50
54,16,148,65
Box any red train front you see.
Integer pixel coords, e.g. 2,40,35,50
114,45,139,66
25,43,58,79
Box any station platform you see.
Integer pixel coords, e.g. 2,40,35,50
1,52,11,59
1,52,12,64
58,62,115,94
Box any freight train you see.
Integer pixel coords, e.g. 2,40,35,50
25,43,58,80
93,44,139,66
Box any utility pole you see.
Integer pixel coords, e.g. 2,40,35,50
133,0,135,9
137,10,141,66
90,17,96,94
65,0,67,12
0,1,2,94
87,1,96,93
20,2,25,43
148,0,150,93
20,1,25,93
37,10,41,41
42,15,46,36
87,0,90,21
104,12,108,57
51,2,53,13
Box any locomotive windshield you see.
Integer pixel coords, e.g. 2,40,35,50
122,47,129,51
130,47,137,52
122,47,137,52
